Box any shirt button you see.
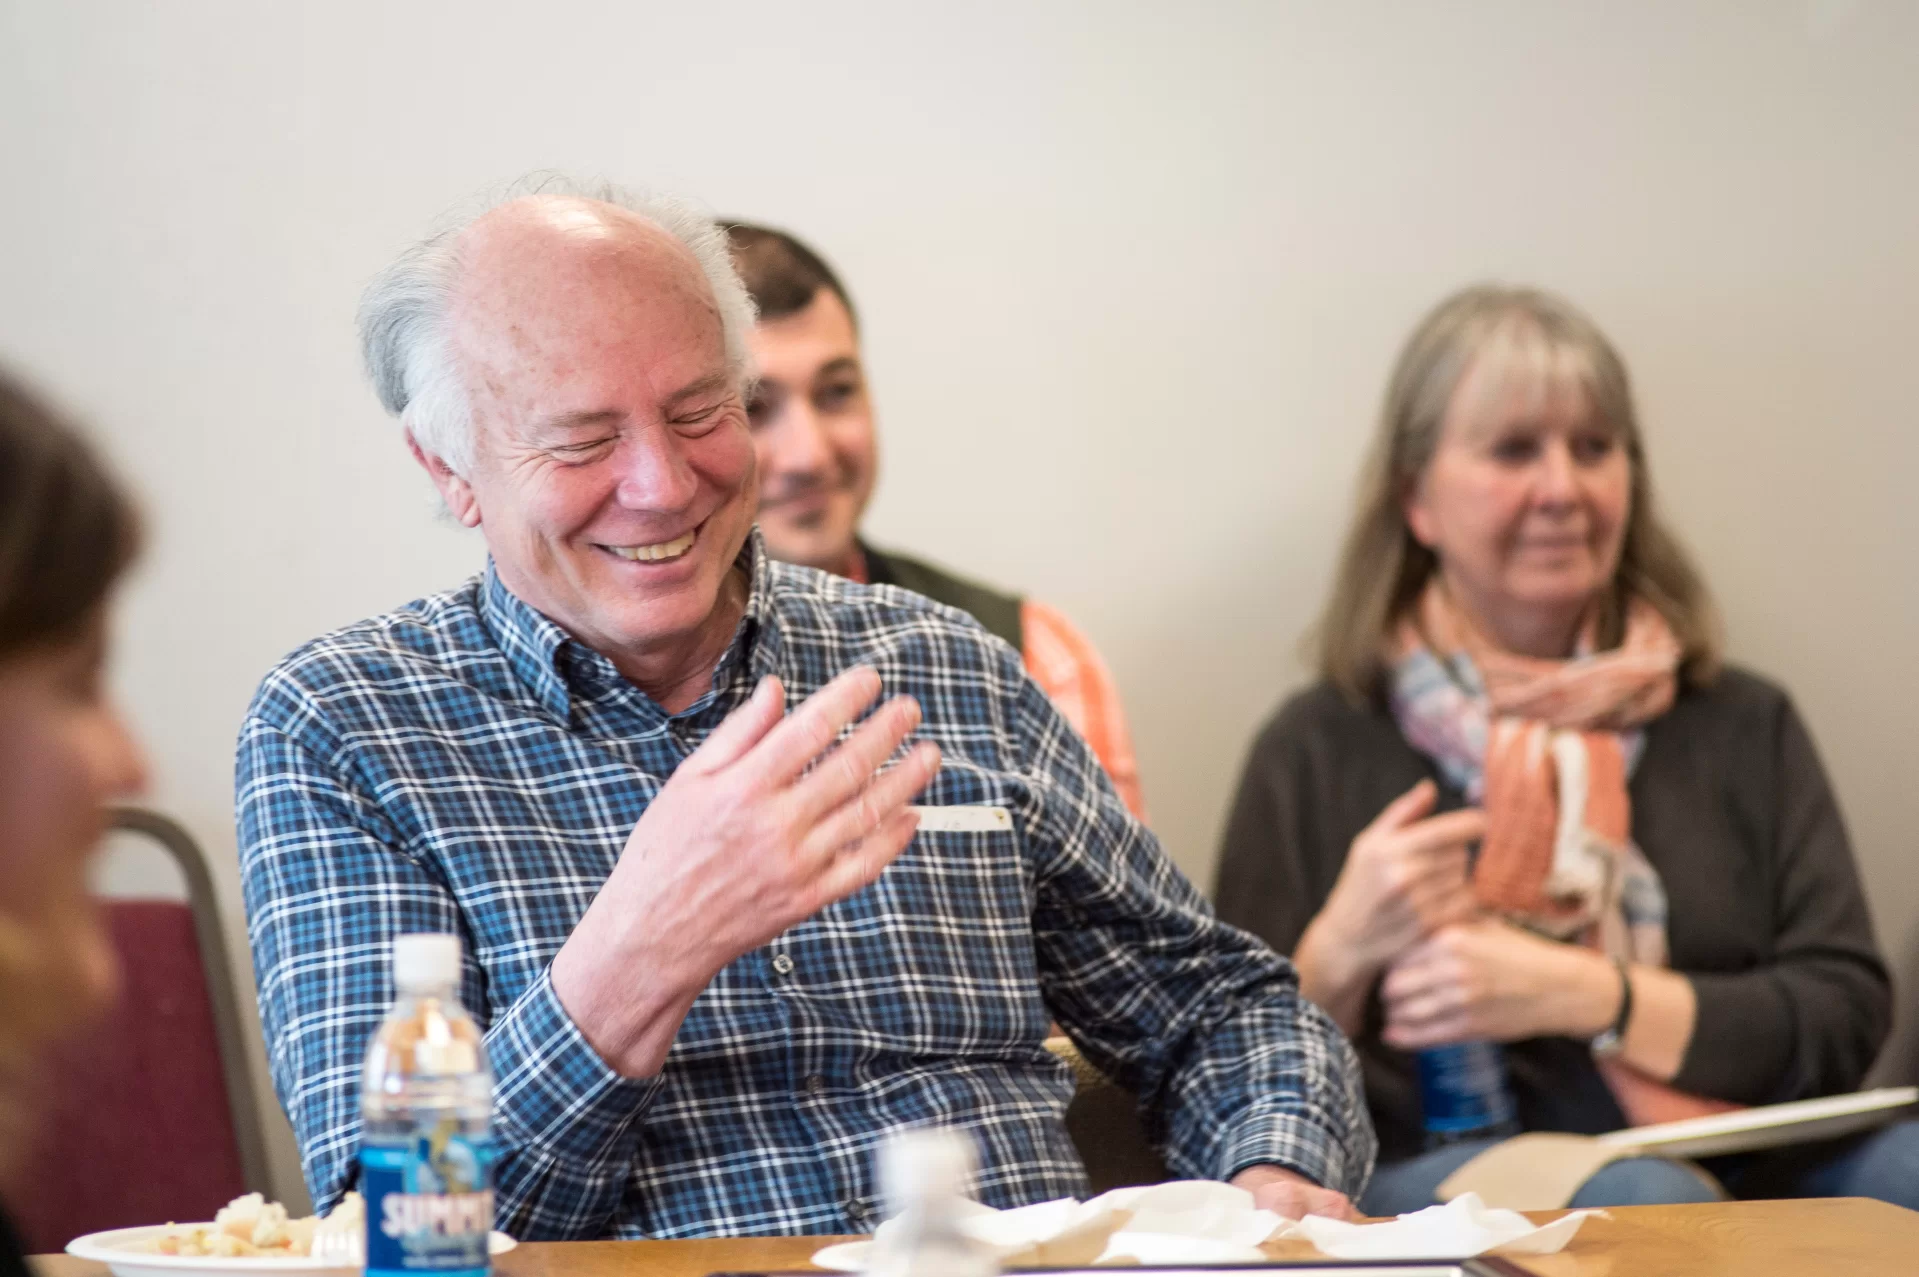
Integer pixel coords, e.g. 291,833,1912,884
805,1073,827,1096
771,953,795,976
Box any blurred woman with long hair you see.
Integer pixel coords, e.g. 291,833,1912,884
0,368,146,1265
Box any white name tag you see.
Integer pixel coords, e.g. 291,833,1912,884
908,805,1012,832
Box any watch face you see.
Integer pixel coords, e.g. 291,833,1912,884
1591,1029,1625,1059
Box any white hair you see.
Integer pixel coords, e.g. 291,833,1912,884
357,172,758,476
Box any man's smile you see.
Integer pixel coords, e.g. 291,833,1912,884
597,527,698,562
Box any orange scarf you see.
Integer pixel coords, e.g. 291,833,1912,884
1392,581,1735,1127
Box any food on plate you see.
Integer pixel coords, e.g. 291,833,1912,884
127,1192,364,1259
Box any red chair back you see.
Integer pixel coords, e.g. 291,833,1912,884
7,809,265,1251
11,901,248,1249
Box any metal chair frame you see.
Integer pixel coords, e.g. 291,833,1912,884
108,805,272,1195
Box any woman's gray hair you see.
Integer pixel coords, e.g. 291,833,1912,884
357,172,758,476
1313,282,1721,699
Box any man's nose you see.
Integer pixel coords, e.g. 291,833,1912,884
760,400,835,481
613,429,700,511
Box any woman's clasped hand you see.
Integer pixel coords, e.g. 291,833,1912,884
1379,918,1619,1051
1295,780,1481,1034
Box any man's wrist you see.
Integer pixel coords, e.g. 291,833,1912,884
551,925,707,1077
1229,1163,1319,1191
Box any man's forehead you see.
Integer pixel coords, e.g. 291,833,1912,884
748,289,861,377
457,197,704,308
450,197,725,385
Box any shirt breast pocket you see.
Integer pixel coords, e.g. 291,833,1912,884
799,804,1048,1051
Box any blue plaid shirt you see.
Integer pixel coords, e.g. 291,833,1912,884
238,531,1372,1240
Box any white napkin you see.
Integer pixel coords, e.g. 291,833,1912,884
1278,1192,1606,1259
1087,1181,1286,1260
822,1183,1601,1269
835,1181,1286,1269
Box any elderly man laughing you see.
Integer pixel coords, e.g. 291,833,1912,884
237,176,1372,1240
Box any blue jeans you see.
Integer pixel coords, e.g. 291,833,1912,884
1360,1139,1718,1216
1706,1120,1919,1210
1359,1122,1919,1217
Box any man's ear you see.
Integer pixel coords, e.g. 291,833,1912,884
407,431,482,528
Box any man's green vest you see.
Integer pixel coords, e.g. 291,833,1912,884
859,541,1025,653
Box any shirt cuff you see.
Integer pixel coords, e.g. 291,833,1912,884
1217,1107,1370,1198
487,966,663,1167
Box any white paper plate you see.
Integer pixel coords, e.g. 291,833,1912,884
810,1241,872,1272
67,1224,517,1277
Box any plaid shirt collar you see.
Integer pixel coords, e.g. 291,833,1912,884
477,526,783,724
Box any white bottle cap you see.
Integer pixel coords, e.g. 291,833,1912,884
392,933,461,994
877,1127,977,1217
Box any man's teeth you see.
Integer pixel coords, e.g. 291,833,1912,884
607,532,696,562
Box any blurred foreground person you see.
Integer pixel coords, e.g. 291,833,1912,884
1216,284,1917,1212
0,370,147,1266
239,176,1371,1239
724,224,1147,818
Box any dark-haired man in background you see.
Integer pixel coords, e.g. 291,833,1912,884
725,224,1147,819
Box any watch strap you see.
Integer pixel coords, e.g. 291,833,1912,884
1591,956,1633,1058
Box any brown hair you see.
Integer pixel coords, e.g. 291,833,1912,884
1315,284,1720,701
722,221,859,327
0,367,140,1179
0,370,141,660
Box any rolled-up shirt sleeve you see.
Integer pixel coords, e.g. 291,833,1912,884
1008,669,1376,1194
237,705,659,1238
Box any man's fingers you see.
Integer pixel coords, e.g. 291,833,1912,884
790,696,924,823
743,667,885,785
682,676,785,774
812,808,921,907
1305,1190,1359,1222
801,741,942,864
1254,1182,1355,1223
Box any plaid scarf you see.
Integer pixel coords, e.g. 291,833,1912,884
1388,580,1735,1126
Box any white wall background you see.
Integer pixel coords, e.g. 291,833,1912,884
2,0,1915,1210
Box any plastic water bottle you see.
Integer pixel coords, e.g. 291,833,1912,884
867,1129,997,1277
361,934,496,1277
1416,1042,1519,1147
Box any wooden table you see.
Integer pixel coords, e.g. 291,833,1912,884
32,1198,1919,1277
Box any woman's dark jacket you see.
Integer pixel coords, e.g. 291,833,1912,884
1213,667,1890,1164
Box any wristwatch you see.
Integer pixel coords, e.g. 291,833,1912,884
1591,956,1634,1058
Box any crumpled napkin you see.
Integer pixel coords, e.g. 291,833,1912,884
1275,1192,1606,1259
825,1182,1602,1269
1088,1181,1288,1263
841,1181,1284,1268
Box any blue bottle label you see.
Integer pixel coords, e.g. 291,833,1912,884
1416,1042,1516,1135
362,1125,496,1277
